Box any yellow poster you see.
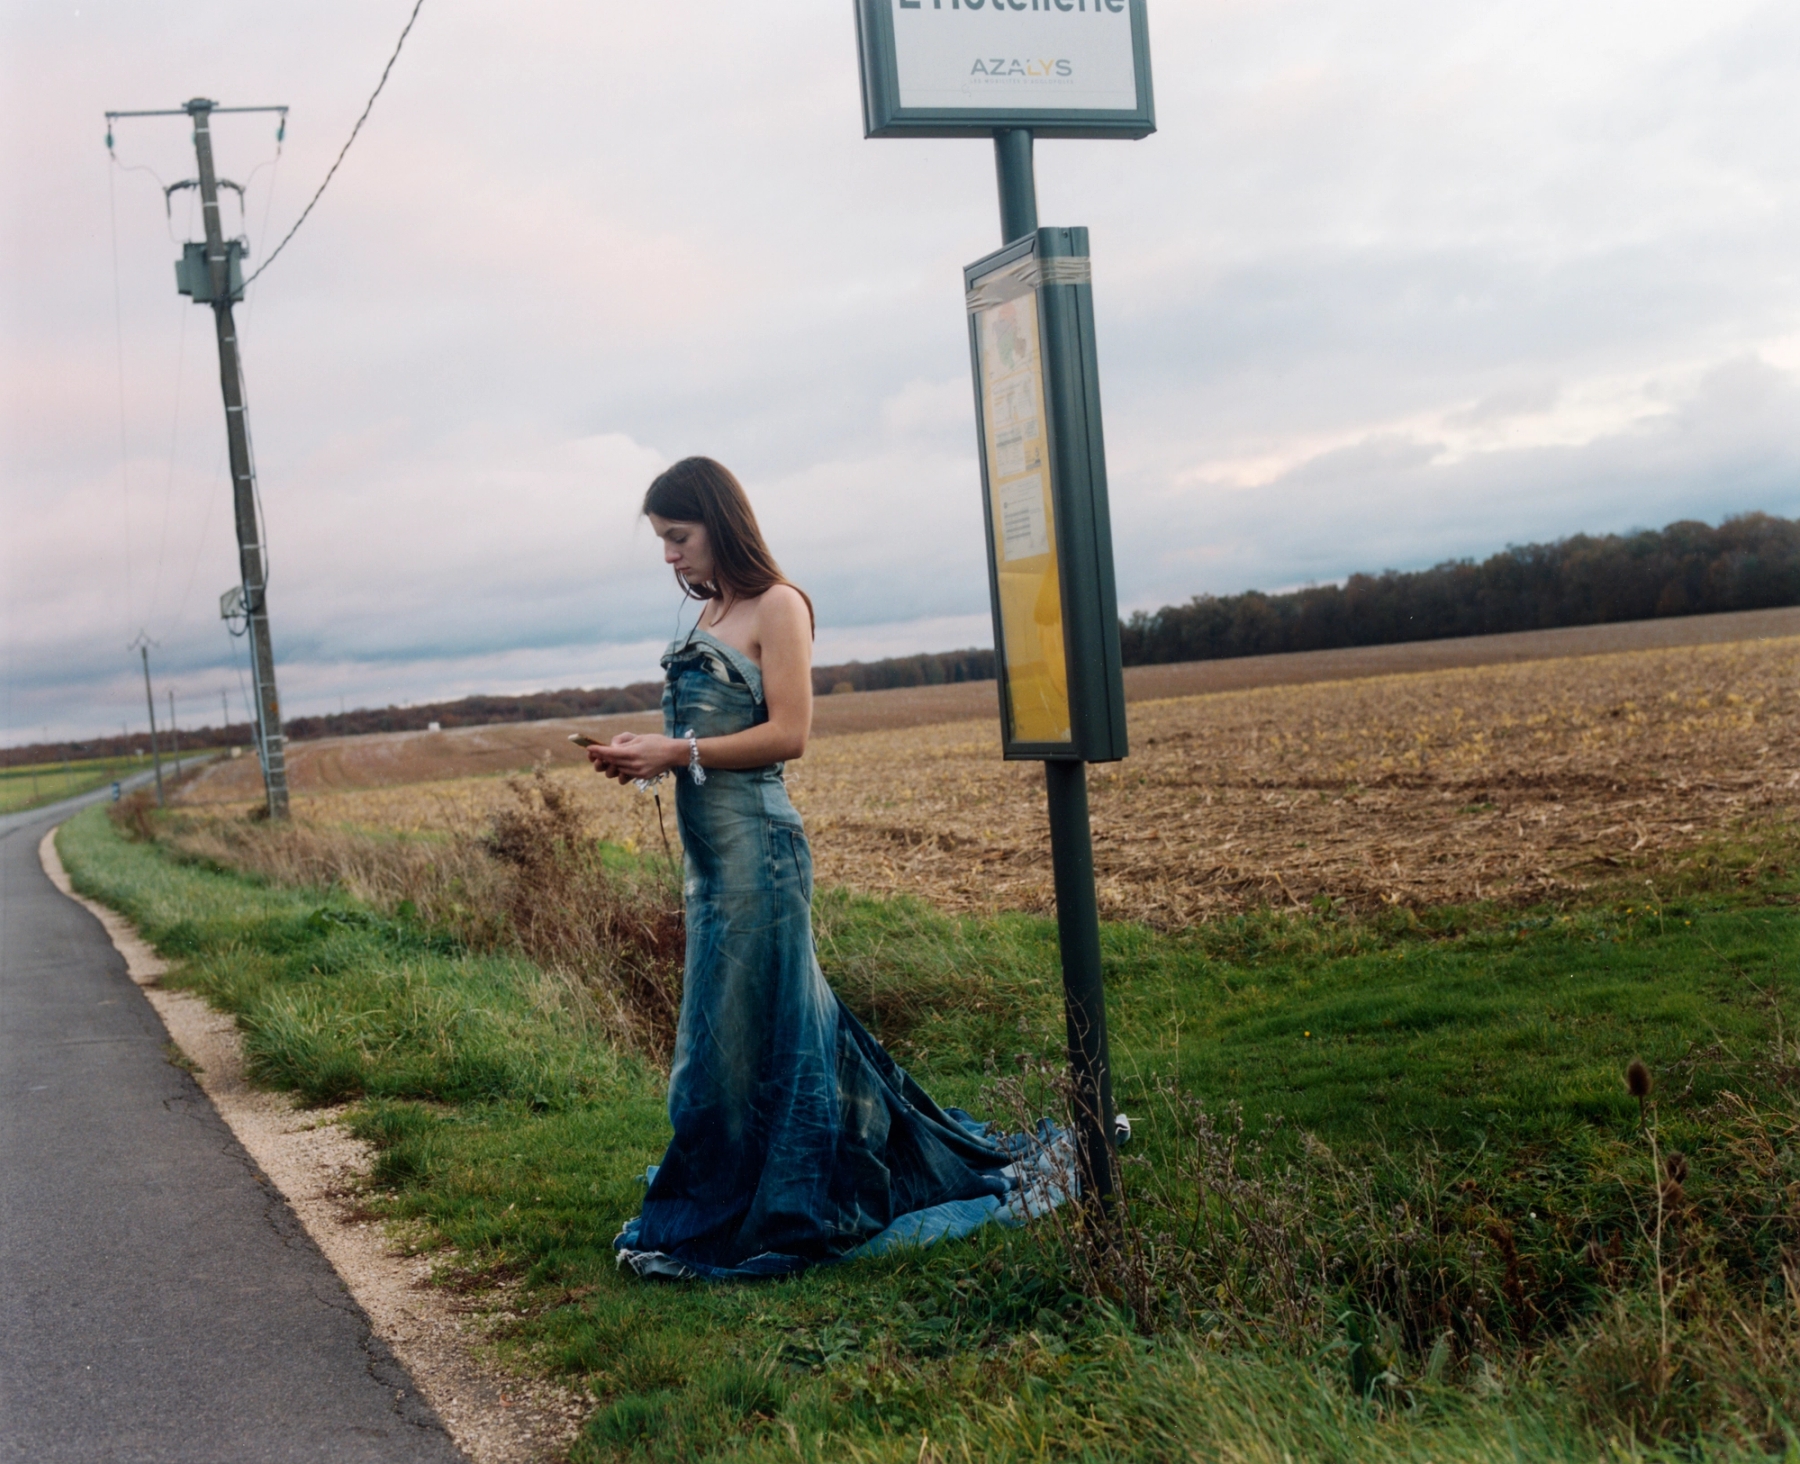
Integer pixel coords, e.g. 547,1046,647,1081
978,289,1070,745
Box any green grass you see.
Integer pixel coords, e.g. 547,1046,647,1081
0,755,160,814
54,807,1800,1461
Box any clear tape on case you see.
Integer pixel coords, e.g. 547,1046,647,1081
966,255,1092,314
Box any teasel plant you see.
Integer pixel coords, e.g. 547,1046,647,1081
1622,1058,1675,1379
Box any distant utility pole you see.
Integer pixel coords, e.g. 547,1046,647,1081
133,639,166,807
168,689,180,763
107,98,291,818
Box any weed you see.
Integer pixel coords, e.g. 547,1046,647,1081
161,767,685,1063
479,769,684,1060
110,785,158,842
162,1040,202,1076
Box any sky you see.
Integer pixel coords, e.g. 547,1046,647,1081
3,0,1798,746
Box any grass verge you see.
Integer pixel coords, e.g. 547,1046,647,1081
1,754,160,814
55,804,1800,1462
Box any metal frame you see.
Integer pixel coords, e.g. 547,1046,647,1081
966,228,1128,763
855,0,1155,139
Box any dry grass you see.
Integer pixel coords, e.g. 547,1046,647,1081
178,636,1800,927
163,771,686,1062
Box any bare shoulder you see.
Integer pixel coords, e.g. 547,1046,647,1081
756,579,813,630
754,584,812,667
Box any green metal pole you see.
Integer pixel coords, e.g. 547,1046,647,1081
993,127,1116,1205
994,129,1038,242
1045,759,1117,1205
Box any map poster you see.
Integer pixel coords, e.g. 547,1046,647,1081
976,285,1071,746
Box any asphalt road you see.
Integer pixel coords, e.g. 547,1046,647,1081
0,788,464,1463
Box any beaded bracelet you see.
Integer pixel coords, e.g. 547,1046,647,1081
635,729,706,793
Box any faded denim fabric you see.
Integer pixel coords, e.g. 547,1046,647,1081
615,628,1069,1281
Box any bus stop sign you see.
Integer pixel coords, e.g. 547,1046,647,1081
856,0,1155,139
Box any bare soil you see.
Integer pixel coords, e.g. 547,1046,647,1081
792,636,1800,923
181,606,1800,803
178,629,1800,928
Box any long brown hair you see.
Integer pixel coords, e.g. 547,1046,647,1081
643,457,814,633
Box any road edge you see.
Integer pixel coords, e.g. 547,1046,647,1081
38,822,585,1464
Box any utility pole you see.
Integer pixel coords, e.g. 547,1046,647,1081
107,98,291,818
190,99,288,817
168,689,180,763
134,640,166,807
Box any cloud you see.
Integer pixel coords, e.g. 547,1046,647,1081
4,0,1799,741
1116,354,1800,607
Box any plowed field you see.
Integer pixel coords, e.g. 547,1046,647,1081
182,633,1800,925
182,606,1800,801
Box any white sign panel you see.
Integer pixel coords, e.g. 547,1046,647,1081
891,1,1139,114
999,473,1052,561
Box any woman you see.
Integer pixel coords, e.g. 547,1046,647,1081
591,457,1066,1280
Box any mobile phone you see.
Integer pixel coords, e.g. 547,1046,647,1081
567,733,603,749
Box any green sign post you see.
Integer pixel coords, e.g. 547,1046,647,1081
856,0,1154,1205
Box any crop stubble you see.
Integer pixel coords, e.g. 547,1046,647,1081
190,638,1800,925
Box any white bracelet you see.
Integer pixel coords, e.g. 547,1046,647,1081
686,731,706,786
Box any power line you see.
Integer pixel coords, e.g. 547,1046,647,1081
242,0,426,289
245,137,284,318
148,290,190,622
163,442,226,641
108,152,136,638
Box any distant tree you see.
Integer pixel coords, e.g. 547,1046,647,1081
809,648,996,696
1119,513,1800,667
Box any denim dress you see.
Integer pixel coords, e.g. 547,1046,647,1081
614,628,1070,1281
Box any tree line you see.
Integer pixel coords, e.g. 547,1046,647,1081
1118,513,1800,667
283,682,666,741
813,647,996,694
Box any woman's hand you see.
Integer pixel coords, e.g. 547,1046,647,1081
588,732,684,783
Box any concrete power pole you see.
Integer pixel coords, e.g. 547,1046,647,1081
135,641,166,807
108,98,292,818
188,99,289,817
